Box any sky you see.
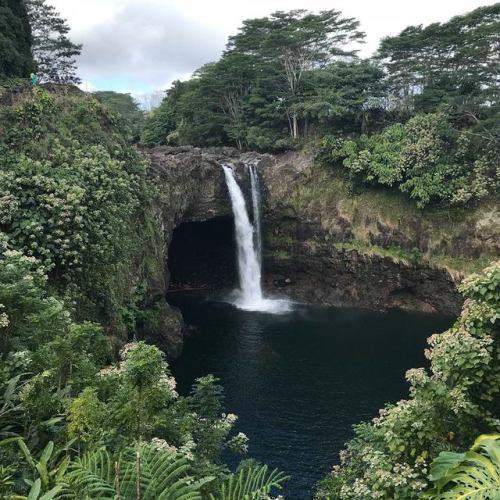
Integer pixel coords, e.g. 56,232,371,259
49,0,498,97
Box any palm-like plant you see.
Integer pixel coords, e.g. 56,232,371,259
0,438,70,499
210,463,288,500
423,434,500,499
0,375,24,439
68,443,213,499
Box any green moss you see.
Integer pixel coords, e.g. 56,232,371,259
287,161,498,276
264,249,292,260
265,233,295,249
334,240,492,276
334,240,420,265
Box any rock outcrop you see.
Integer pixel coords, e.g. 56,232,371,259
142,146,499,354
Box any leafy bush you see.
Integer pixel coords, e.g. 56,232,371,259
319,113,499,208
423,434,500,499
0,87,157,338
316,261,500,499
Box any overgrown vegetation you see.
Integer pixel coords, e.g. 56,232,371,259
0,87,151,337
93,91,145,142
0,243,287,497
316,262,500,499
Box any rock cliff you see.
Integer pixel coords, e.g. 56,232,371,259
142,146,499,355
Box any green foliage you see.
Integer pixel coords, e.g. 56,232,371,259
142,9,371,150
25,0,82,84
141,5,499,208
210,462,288,500
0,0,34,79
320,113,499,207
0,92,143,273
68,443,213,499
376,4,500,117
0,253,280,498
93,91,145,142
423,434,500,499
0,87,153,337
316,261,500,499
0,244,108,443
0,437,71,498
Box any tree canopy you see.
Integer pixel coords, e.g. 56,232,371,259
142,4,499,209
26,0,82,83
0,0,34,79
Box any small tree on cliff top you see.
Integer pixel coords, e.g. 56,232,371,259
26,0,82,84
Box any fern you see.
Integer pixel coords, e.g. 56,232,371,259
68,443,213,499
423,434,500,499
210,463,288,500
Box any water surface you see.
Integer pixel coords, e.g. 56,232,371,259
171,296,452,499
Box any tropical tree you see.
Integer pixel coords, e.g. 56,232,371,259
376,4,500,117
227,9,365,139
25,0,82,84
93,91,145,142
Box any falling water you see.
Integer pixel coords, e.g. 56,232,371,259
249,165,262,265
222,165,290,313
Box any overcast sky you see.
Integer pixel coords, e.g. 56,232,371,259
49,0,497,96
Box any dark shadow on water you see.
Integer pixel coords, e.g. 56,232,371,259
169,294,454,500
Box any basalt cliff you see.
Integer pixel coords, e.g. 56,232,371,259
142,146,499,356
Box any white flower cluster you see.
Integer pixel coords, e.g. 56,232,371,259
0,304,9,328
150,437,178,455
119,342,139,359
227,432,249,454
152,436,196,461
8,350,32,370
179,439,196,461
214,413,238,432
98,365,122,378
158,374,178,397
337,445,427,499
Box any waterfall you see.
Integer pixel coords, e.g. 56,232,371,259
222,165,263,305
249,165,262,265
222,165,290,313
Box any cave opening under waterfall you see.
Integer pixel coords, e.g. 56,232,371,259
167,216,237,293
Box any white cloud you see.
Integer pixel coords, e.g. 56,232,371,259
49,0,498,93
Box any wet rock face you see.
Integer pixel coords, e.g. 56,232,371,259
142,146,498,353
263,250,461,315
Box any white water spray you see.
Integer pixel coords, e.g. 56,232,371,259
222,165,290,313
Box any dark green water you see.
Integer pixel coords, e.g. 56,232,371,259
170,295,452,499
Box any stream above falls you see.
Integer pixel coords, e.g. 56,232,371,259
170,294,453,500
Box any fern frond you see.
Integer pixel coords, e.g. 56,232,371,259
210,464,288,500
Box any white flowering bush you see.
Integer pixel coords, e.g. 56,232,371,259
0,88,154,340
317,261,500,499
0,239,108,433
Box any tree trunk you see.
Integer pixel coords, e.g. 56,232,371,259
292,114,299,140
136,444,141,500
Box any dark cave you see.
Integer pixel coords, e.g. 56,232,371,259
167,216,237,292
